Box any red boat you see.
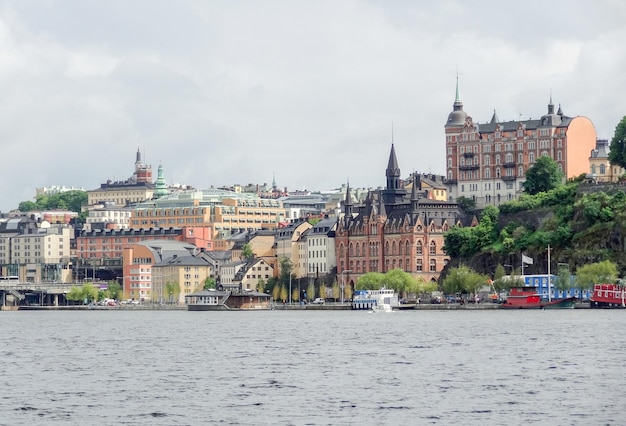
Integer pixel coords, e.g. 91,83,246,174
590,284,626,308
501,286,576,309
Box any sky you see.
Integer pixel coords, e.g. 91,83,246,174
1,0,625,212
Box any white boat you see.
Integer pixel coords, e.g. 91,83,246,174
352,288,398,311
370,302,393,313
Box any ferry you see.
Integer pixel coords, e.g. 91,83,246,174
590,284,626,308
352,288,398,311
500,286,576,309
185,290,272,311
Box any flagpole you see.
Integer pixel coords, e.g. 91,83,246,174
547,245,551,301
521,253,524,277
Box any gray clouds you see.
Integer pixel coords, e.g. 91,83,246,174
0,0,625,210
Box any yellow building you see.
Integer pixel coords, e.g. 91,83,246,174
589,139,624,182
129,189,285,238
152,254,212,304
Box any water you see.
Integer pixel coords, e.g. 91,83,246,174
1,309,624,425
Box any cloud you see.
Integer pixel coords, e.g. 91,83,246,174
0,1,625,211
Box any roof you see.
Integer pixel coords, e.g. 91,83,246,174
153,254,211,267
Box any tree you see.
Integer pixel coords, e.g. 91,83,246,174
241,243,254,260
106,280,122,300
356,272,384,290
332,281,340,301
554,265,572,293
165,281,180,303
608,116,626,169
522,156,564,195
203,277,216,290
278,257,293,287
307,281,315,301
279,285,288,303
456,196,476,213
272,283,282,302
442,266,489,296
575,260,618,296
257,278,266,293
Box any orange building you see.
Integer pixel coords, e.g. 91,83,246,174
444,79,597,207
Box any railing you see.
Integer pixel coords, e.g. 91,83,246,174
459,164,480,171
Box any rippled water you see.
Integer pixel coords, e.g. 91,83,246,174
1,309,624,425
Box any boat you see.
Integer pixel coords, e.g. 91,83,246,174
590,284,626,308
500,286,576,309
185,290,272,311
352,288,399,311
370,302,393,313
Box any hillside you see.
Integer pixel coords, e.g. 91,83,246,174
443,180,626,278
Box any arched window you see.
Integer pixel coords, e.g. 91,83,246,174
356,244,360,256
448,170,453,179
505,153,513,163
405,240,410,256
356,260,360,273
349,243,354,256
557,151,562,161
518,153,523,163
495,154,501,165
460,157,466,166
392,241,397,255
591,164,596,174
339,244,345,257
484,155,490,165
529,152,535,163
600,164,606,174
518,166,524,177
496,168,501,178
385,241,390,255
485,168,491,178
429,240,436,255
447,158,452,168
416,241,423,255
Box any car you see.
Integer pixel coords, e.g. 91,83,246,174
312,298,325,304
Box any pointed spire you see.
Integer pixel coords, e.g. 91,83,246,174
557,104,563,115
455,73,461,103
135,146,141,164
386,144,400,178
548,91,555,114
490,109,499,124
377,190,387,217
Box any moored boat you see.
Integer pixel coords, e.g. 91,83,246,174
352,288,399,310
185,290,272,311
500,286,576,309
590,284,626,308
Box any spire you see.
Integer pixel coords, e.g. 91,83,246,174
377,190,387,218
455,73,461,103
548,92,555,114
154,164,168,198
272,172,277,191
386,144,400,179
343,181,353,218
446,74,468,127
135,146,141,165
557,104,563,115
490,109,499,124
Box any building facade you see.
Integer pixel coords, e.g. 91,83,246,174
444,80,597,207
335,145,460,285
589,139,624,183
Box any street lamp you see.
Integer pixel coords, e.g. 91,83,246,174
340,270,352,304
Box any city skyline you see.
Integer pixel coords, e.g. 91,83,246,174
1,1,625,212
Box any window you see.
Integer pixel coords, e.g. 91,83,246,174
416,241,422,255
429,241,436,255
429,259,436,272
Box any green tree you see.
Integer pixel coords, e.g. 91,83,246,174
272,283,282,301
66,286,84,303
165,281,180,303
18,201,38,212
608,116,626,169
278,257,293,287
522,156,564,195
442,266,489,296
203,277,216,290
257,278,266,293
307,281,315,301
241,243,254,260
356,272,384,290
106,280,122,300
575,260,618,296
382,269,419,297
554,265,572,292
332,281,340,301
456,196,476,213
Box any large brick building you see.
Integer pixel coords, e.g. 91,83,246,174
335,144,460,286
444,79,597,207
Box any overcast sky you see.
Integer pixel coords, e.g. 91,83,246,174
1,0,625,212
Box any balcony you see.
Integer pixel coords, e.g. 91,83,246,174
443,178,457,184
463,152,475,158
503,162,516,168
459,164,480,171
501,175,517,182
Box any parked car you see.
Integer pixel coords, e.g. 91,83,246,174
312,298,325,304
